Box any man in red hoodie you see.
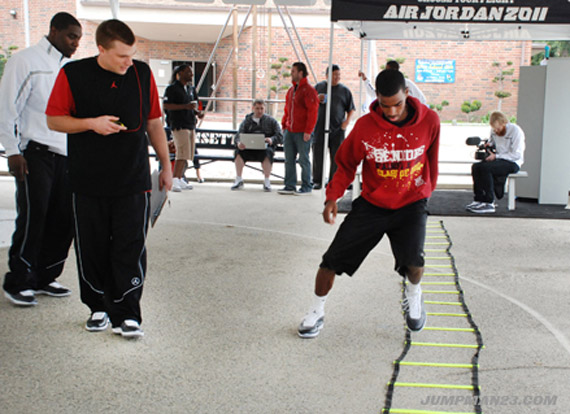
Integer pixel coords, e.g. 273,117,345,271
278,62,319,195
298,69,440,338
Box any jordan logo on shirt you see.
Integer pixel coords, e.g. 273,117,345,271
111,81,118,89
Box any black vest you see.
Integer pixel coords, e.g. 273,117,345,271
64,57,152,196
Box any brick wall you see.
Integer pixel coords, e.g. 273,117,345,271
1,3,531,123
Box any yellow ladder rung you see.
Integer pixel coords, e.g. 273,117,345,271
424,257,450,260
425,300,462,306
423,327,475,332
426,236,448,239
389,382,477,390
397,361,478,369
423,273,455,277
423,290,461,294
427,312,468,317
425,265,453,268
383,408,478,414
424,249,447,252
408,341,483,349
419,282,456,285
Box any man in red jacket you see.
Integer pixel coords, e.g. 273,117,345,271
278,62,319,195
297,69,440,338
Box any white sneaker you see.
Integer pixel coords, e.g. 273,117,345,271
180,178,193,190
112,319,144,338
402,290,427,332
172,178,182,192
297,310,325,338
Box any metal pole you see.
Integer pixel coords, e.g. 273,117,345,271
198,6,253,128
321,22,335,203
109,0,119,19
276,5,301,62
233,8,238,129
252,5,257,100
283,6,317,84
196,7,234,94
23,0,30,47
358,38,364,118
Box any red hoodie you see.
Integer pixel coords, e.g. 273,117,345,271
326,97,440,210
281,77,319,134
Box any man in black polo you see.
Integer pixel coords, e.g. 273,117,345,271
312,64,355,189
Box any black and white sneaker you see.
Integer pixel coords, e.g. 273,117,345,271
402,291,427,332
263,183,271,192
112,319,144,338
297,310,325,338
231,180,244,191
467,202,495,214
35,281,72,297
4,289,37,306
465,201,483,210
86,312,109,332
277,187,295,195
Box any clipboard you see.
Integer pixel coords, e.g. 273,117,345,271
150,169,168,227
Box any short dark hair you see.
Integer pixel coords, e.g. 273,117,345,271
292,62,308,78
375,69,406,97
50,12,81,31
253,98,265,106
386,60,400,71
96,19,135,49
325,64,340,75
170,64,191,84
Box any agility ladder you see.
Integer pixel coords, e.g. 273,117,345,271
382,220,485,414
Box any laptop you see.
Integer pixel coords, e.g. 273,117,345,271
239,133,267,150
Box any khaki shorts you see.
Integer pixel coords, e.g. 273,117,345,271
172,128,196,161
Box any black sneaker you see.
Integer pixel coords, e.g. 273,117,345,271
85,312,109,332
112,319,144,338
298,310,325,338
294,188,312,196
35,281,71,297
277,187,295,195
4,289,37,306
402,292,427,332
231,180,244,191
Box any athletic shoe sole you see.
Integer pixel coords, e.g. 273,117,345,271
35,288,71,297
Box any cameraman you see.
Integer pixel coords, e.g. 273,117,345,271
466,111,525,213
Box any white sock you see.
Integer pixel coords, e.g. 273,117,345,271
234,176,242,184
406,280,421,296
264,177,271,186
310,293,328,315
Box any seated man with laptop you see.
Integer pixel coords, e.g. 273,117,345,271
231,99,283,192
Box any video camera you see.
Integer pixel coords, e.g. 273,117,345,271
466,136,495,160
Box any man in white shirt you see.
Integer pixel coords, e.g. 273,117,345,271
359,60,427,107
466,111,525,214
0,12,82,306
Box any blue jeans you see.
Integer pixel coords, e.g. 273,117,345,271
283,130,312,191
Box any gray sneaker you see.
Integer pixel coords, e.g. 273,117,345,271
112,319,144,338
277,187,295,195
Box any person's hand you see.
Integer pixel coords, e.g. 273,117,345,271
91,116,127,135
303,132,311,142
8,154,28,181
318,93,326,103
341,120,349,130
322,199,338,224
197,111,205,119
159,167,173,192
485,153,497,162
237,142,246,150
168,141,176,153
358,70,367,81
264,137,273,145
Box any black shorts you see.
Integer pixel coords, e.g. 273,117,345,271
320,197,428,277
235,148,274,163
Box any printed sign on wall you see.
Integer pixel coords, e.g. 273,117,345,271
415,59,455,84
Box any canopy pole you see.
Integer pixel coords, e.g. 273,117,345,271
358,38,364,118
321,21,335,203
198,6,253,128
196,7,234,94
109,0,119,19
283,6,317,84
276,5,301,63
252,5,258,100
